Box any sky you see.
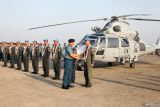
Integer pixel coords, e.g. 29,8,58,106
0,0,160,44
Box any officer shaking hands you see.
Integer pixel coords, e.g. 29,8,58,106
62,39,78,89
82,38,95,88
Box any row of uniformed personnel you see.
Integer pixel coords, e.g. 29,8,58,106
0,38,95,90
0,40,61,79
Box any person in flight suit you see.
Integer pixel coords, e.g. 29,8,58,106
16,42,23,70
31,41,40,74
9,42,16,68
62,39,78,89
23,41,30,72
42,39,51,77
52,40,62,80
82,38,95,88
3,42,9,67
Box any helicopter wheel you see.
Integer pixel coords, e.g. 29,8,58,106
108,62,113,66
130,63,135,68
120,58,126,65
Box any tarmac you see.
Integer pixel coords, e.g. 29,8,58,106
0,55,160,107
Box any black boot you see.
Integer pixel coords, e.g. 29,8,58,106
62,85,69,89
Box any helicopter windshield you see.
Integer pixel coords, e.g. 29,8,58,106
79,36,98,46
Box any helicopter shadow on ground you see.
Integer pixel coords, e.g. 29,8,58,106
141,74,160,79
93,61,119,69
93,77,160,92
134,73,160,78
133,74,160,82
125,78,160,87
135,61,154,65
121,61,154,69
24,73,62,88
121,67,136,69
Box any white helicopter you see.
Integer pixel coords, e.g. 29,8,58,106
28,14,160,70
155,36,160,56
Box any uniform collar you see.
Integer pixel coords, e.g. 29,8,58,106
86,45,91,49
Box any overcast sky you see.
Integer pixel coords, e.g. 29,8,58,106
0,0,160,44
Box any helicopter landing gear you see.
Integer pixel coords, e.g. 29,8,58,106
130,62,135,68
108,62,113,66
120,57,126,65
129,57,136,68
156,49,160,56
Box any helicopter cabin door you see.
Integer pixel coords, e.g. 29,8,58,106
96,37,106,61
105,37,120,62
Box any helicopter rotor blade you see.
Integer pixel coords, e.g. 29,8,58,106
116,14,151,18
28,18,107,30
128,18,160,22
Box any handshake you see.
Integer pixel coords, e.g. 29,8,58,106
72,54,81,60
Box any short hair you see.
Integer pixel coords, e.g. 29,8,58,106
68,39,75,43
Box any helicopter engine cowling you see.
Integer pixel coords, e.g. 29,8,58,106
103,21,138,41
91,26,102,33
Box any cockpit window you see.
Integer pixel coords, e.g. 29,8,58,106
121,38,129,47
96,37,106,55
80,36,98,46
108,38,119,48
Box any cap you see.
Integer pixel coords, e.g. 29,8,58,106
68,39,75,43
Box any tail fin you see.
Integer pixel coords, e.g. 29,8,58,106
156,36,160,45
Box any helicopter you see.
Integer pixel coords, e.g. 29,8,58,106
154,36,160,56
28,14,160,70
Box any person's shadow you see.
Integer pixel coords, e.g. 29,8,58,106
24,73,62,88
